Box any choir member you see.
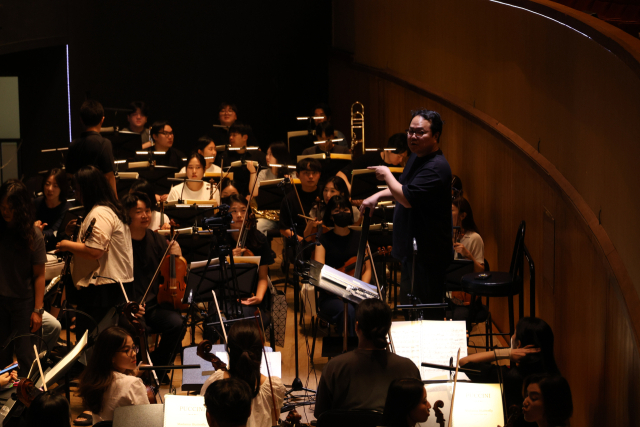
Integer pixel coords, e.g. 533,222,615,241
33,168,73,251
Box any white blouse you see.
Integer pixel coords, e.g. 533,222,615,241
454,230,485,265
200,370,286,427
167,181,220,204
92,371,150,424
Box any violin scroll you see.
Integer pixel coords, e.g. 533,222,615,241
281,409,302,427
433,400,446,427
196,339,228,372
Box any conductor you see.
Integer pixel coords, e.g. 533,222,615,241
361,109,452,308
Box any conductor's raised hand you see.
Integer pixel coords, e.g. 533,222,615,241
367,165,391,181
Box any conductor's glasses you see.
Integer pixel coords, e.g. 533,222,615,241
406,128,429,137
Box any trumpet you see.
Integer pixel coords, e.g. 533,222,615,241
351,101,365,155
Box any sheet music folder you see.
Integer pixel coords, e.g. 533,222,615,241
351,167,403,200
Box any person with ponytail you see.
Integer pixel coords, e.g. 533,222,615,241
77,326,150,424
314,299,421,418
200,320,285,427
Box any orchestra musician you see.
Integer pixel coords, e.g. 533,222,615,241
149,120,185,170
129,179,171,231
66,99,117,196
301,122,351,157
361,109,452,309
0,364,18,387
122,192,186,370
0,180,46,376
56,166,134,340
383,378,432,427
313,195,370,336
179,136,221,174
200,320,286,427
122,101,151,149
226,194,275,319
220,178,241,200
33,168,74,251
313,102,348,147
451,196,484,272
203,378,253,427
167,153,220,203
210,102,238,146
521,374,573,427
309,176,360,224
77,326,150,424
26,390,72,427
223,122,267,196
315,299,421,417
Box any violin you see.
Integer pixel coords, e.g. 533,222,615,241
123,302,158,404
337,246,390,277
196,339,228,372
158,226,189,310
13,378,41,408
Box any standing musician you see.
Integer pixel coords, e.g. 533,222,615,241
122,192,186,369
56,166,134,340
278,158,322,245
361,109,452,308
315,299,421,417
179,136,221,174
200,320,286,427
313,195,371,336
77,326,150,424
0,180,47,376
222,122,267,196
66,99,117,196
149,120,185,170
168,153,220,203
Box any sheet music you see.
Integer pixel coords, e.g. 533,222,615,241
215,351,281,378
390,321,469,381
164,395,207,427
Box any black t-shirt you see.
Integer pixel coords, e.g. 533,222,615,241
0,225,47,299
154,147,185,170
222,149,268,195
340,151,392,180
33,197,73,251
66,131,115,174
318,229,361,270
314,349,421,417
392,150,452,263
278,187,320,237
224,230,274,267
131,229,168,305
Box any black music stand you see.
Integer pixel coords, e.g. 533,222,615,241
255,182,288,211
289,132,315,157
127,165,178,195
351,169,403,200
164,204,218,229
109,130,143,160
173,231,216,262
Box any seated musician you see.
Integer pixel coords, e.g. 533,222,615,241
204,378,253,427
301,122,350,156
522,374,573,427
78,326,150,424
313,195,371,336
451,196,484,272
167,153,220,203
130,179,171,231
383,378,432,427
200,320,285,427
314,299,421,417
210,102,237,147
309,176,360,224
250,142,294,235
26,390,72,427
0,364,18,387
0,180,47,377
180,136,221,174
223,122,267,196
122,101,151,149
149,120,185,169
220,178,241,203
336,132,408,192
33,168,73,251
278,158,322,245
122,192,185,369
313,102,348,147
459,317,559,421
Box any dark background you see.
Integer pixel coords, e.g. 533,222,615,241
0,1,332,179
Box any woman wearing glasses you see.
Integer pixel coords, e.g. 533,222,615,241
167,153,219,203
78,326,150,424
149,120,185,170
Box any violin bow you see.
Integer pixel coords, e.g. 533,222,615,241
140,231,179,304
366,242,395,353
254,308,278,426
448,348,461,427
211,290,228,344
291,181,308,225
33,345,47,392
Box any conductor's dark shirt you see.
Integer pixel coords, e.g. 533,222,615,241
392,150,452,263
66,131,115,174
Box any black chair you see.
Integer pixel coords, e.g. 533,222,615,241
462,221,526,350
310,289,339,365
316,409,385,427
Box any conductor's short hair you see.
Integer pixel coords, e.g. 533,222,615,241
410,109,443,142
80,100,104,127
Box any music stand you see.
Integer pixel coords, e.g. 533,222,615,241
163,204,218,229
109,130,143,160
127,165,178,195
254,178,300,211
173,230,216,262
288,131,314,157
350,168,403,200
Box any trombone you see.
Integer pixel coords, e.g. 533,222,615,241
351,101,365,155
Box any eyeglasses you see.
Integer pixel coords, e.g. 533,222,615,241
158,131,174,136
406,128,429,137
118,345,139,356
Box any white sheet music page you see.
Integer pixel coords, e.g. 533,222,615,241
390,320,469,381
164,395,208,427
215,351,282,378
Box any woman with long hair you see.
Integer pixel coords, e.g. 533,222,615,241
383,378,431,427
77,326,149,424
459,317,560,423
522,374,573,427
179,136,221,174
309,176,360,224
26,390,72,427
0,180,47,376
451,196,484,272
200,320,285,427
56,166,133,340
167,152,218,203
33,168,73,251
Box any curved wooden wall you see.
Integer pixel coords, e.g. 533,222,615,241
329,1,640,425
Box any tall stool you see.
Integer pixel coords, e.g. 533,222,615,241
462,221,526,350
